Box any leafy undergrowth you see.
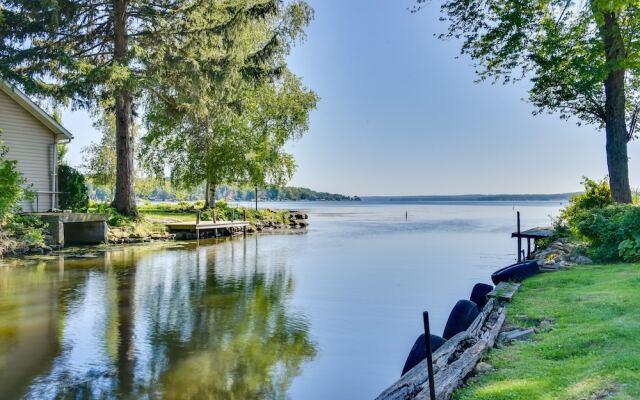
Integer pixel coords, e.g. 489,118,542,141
454,264,640,400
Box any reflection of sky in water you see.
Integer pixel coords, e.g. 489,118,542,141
0,201,561,400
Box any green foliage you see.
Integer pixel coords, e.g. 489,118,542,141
560,177,612,222
618,233,640,262
89,202,134,227
570,204,640,261
4,213,48,247
420,0,640,201
422,0,640,129
0,138,25,224
554,177,640,261
140,3,317,196
81,113,117,191
58,165,89,212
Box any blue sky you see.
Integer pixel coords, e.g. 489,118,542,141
62,0,640,196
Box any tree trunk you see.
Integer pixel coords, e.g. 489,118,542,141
204,181,210,208
600,10,633,203
111,0,138,216
205,181,215,208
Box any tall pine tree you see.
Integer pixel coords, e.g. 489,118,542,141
0,0,296,215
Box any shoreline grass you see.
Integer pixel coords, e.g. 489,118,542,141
454,263,640,400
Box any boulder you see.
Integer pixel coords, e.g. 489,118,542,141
499,328,535,343
474,362,494,374
573,255,593,265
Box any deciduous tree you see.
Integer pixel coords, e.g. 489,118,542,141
141,1,316,208
417,0,640,202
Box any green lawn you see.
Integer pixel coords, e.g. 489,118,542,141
454,263,640,400
140,211,197,223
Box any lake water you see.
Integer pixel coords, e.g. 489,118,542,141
0,201,561,400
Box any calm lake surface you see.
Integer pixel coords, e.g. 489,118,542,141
0,201,561,400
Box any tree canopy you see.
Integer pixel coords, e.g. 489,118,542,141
139,1,317,207
419,0,640,202
1,0,312,214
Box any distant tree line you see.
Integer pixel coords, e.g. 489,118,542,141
219,185,359,201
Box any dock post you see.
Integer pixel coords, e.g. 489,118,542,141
196,211,201,225
423,311,437,400
517,211,522,262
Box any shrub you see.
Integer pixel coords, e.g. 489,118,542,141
570,204,640,261
58,165,89,212
560,177,611,224
5,213,48,247
552,177,640,262
0,139,26,224
89,202,132,226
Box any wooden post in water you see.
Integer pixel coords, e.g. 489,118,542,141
243,209,247,237
517,211,522,262
423,311,437,400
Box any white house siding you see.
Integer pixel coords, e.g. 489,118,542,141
0,89,54,212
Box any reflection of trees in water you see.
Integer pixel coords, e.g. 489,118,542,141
128,240,316,399
4,239,315,399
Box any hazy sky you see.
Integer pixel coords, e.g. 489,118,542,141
61,0,640,196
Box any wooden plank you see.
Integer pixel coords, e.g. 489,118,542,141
511,227,553,239
375,299,508,400
165,221,249,231
487,282,521,302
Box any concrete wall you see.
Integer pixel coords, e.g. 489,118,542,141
63,221,108,246
0,89,55,212
38,214,108,247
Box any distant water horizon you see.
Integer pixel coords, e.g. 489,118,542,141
355,193,574,202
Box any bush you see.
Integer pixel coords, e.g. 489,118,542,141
560,177,611,224
570,204,640,261
5,213,48,247
553,177,640,262
89,202,132,226
58,165,89,212
0,139,26,224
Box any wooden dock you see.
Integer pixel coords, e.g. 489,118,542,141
165,221,250,239
512,212,553,261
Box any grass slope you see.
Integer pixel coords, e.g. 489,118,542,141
455,264,640,400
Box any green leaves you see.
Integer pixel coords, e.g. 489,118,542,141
432,0,640,127
0,137,25,224
140,1,317,193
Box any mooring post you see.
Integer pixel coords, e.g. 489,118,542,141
423,311,437,400
196,211,201,225
517,211,522,262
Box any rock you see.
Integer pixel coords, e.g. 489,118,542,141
538,319,554,333
474,362,494,374
574,255,593,265
499,328,535,343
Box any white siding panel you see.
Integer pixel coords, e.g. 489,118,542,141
0,89,54,212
